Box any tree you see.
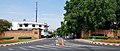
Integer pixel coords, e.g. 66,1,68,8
0,19,12,32
116,0,120,21
56,21,69,37
56,27,62,36
61,0,117,38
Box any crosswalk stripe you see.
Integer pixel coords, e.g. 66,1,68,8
28,46,43,50
42,40,75,41
41,44,79,48
19,47,29,50
35,45,58,50
41,40,76,42
8,48,14,50
7,45,118,51
41,45,77,50
37,45,70,50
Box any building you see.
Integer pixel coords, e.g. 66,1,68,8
11,22,50,37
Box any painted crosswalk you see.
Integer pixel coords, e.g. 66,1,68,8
40,40,75,42
7,44,119,51
8,48,14,50
28,46,44,50
19,47,29,50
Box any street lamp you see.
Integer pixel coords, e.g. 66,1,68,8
112,21,118,39
113,22,117,29
64,21,67,39
114,22,117,25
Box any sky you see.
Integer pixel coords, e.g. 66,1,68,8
0,0,66,30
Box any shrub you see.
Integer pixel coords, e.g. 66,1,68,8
101,39,120,43
84,36,108,39
18,36,32,39
84,37,92,39
0,37,14,40
95,36,108,39
0,40,18,44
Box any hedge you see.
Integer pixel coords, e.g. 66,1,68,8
95,36,108,39
18,36,32,39
84,36,108,39
84,37,92,39
0,37,14,40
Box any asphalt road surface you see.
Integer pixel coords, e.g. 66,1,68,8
0,38,120,51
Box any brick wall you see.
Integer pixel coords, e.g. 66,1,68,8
81,29,120,38
0,28,42,39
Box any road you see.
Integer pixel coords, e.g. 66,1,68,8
0,38,120,51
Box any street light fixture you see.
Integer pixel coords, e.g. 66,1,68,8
112,21,118,39
114,22,117,25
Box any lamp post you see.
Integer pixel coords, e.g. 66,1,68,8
35,0,38,22
64,21,67,39
112,22,118,39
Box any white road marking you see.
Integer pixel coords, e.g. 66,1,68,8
8,48,14,50
36,45,58,50
36,45,53,47
36,45,80,50
28,46,43,50
19,47,29,50
35,45,46,47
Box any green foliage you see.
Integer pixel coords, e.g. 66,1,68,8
56,27,62,36
57,0,120,38
95,36,108,39
116,0,120,21
65,0,117,31
84,37,93,39
56,0,120,38
18,36,32,39
112,29,117,33
0,37,14,40
0,19,12,32
85,36,108,39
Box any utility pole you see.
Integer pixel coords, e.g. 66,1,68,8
35,0,38,22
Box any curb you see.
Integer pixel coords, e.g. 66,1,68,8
89,42,120,46
0,38,46,47
74,39,120,46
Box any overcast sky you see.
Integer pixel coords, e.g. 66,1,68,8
0,0,66,30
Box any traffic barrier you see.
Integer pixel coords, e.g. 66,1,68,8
56,38,64,46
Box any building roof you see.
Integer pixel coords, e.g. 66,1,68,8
12,22,48,26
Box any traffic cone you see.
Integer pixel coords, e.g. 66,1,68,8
55,38,64,46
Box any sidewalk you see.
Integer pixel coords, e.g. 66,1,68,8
74,39,120,46
0,38,46,47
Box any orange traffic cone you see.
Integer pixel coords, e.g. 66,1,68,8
55,38,64,46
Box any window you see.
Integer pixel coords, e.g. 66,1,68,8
24,24,28,27
32,24,35,27
18,29,22,30
19,24,22,27
34,32,38,34
44,30,47,32
44,30,46,32
39,25,42,27
44,25,47,27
